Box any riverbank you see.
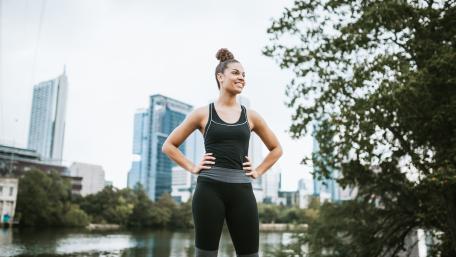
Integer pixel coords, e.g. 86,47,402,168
84,223,307,232
86,223,121,230
260,223,307,231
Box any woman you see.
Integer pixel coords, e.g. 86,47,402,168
162,48,283,257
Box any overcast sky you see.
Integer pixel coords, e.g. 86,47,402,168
0,0,314,190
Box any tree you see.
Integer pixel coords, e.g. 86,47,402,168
153,192,176,227
264,0,456,256
127,184,157,227
169,198,194,229
79,186,133,225
16,170,89,227
64,204,90,227
259,203,280,223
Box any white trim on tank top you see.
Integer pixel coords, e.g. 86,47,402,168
204,103,250,140
211,103,247,126
203,103,213,139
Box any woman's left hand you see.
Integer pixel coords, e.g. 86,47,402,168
243,156,261,179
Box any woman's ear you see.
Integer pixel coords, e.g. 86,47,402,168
217,73,223,83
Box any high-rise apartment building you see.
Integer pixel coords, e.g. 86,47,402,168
28,68,68,163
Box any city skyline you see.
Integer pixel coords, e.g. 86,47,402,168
0,0,314,190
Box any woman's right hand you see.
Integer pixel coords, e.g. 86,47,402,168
190,153,216,174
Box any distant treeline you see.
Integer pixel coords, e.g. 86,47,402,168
15,170,320,228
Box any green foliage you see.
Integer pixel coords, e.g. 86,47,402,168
149,203,172,227
307,197,320,210
64,204,91,227
170,198,194,229
268,201,422,257
258,202,319,224
259,203,280,223
126,187,193,229
16,171,313,230
79,186,132,224
264,0,456,256
127,184,155,227
15,170,88,227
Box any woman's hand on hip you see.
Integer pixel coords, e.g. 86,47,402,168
191,153,216,174
243,156,260,179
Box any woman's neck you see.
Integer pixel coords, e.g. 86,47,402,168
216,94,238,107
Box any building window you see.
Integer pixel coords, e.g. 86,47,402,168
9,187,14,196
0,186,3,195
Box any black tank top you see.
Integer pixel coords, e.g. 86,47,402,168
203,102,251,170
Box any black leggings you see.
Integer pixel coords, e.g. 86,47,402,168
192,176,259,257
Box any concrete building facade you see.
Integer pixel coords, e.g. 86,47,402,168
69,162,106,196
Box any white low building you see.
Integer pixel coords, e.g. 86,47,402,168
171,165,196,203
0,178,18,225
69,162,106,196
297,178,314,209
262,166,282,204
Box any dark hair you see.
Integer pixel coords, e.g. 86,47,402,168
215,48,239,89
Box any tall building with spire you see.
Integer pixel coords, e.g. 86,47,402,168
27,67,68,163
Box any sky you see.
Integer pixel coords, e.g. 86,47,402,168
0,0,314,190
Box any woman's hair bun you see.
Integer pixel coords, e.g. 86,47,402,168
215,48,234,62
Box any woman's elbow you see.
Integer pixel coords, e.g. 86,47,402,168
275,145,283,158
161,143,171,155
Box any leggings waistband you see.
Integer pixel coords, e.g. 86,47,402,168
197,166,252,184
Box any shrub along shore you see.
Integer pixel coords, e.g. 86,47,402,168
15,170,320,229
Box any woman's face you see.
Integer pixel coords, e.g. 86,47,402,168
218,62,246,94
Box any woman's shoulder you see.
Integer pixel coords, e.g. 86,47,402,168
187,104,211,119
244,106,261,119
244,106,266,130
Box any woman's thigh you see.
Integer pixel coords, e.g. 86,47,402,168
224,183,259,256
192,181,226,251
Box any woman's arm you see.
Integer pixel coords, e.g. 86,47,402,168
161,107,205,173
248,108,283,177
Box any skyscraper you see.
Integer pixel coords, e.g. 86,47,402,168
128,94,193,201
27,68,68,163
262,166,282,204
311,122,341,202
171,130,204,203
239,96,266,201
127,108,148,189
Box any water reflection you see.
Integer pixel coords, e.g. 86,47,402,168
0,226,295,257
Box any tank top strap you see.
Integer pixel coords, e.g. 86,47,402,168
241,105,247,122
209,102,214,122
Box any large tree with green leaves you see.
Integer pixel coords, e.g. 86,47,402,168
16,170,89,227
264,0,455,256
79,185,134,225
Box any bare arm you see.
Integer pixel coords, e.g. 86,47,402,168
161,107,211,173
249,108,283,176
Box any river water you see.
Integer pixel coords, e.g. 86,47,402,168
0,227,298,257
